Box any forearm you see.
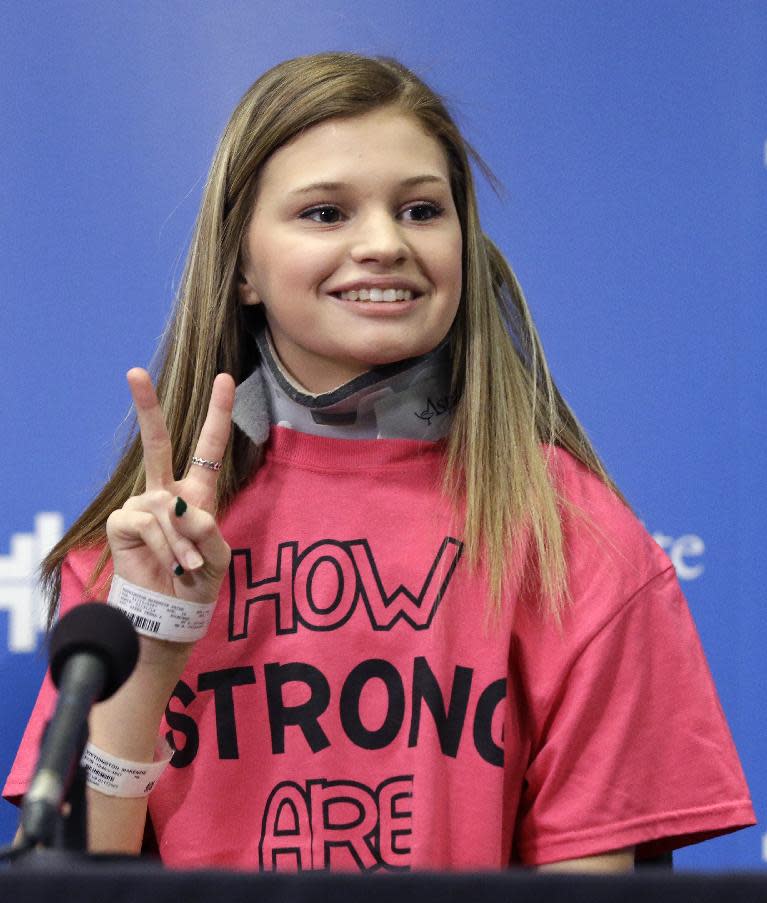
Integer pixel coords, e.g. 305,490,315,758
77,368,232,855
537,846,635,873
85,637,191,854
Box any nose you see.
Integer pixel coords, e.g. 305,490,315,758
349,210,409,266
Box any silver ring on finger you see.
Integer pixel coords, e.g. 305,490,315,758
191,455,222,472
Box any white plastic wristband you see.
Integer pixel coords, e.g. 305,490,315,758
82,738,173,798
107,573,214,642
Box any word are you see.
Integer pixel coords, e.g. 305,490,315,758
260,776,413,871
228,537,463,638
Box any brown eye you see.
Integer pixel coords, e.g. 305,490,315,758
300,205,343,224
402,203,443,222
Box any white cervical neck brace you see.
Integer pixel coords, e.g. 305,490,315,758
231,328,454,444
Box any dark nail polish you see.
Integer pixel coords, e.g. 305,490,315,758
174,563,185,576
175,497,188,517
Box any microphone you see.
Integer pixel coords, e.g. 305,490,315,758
20,602,139,847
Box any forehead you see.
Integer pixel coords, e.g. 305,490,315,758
256,109,451,195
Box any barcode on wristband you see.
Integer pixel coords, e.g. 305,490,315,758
125,613,161,634
108,574,213,642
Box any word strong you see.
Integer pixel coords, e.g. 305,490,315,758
228,537,464,638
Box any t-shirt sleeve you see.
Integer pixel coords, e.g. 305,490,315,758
3,551,103,804
513,564,756,865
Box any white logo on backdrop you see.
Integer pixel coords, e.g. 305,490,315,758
651,531,705,581
0,513,64,653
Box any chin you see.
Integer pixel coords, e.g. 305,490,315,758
354,336,437,368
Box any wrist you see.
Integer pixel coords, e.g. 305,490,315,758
109,574,215,643
83,738,173,798
88,639,190,761
136,632,196,670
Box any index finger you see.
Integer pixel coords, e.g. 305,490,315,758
127,368,174,490
185,373,235,508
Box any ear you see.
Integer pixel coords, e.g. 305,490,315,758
237,269,261,307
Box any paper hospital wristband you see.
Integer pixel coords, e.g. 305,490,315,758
107,574,214,642
82,739,173,798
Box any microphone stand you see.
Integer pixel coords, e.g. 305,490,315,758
54,763,89,853
7,761,147,869
0,602,143,868
5,724,90,868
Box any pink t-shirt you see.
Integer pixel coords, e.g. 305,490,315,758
3,428,755,869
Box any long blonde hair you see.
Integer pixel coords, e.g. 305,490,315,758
41,52,619,623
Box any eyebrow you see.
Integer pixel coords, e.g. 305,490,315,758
288,174,448,196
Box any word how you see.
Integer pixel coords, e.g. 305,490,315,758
228,537,463,638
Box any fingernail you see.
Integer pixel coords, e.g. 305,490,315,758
175,497,187,517
173,562,185,576
185,550,204,570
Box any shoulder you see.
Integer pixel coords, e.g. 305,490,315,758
59,546,111,611
546,445,672,597
512,447,693,738
547,445,639,532
510,446,680,656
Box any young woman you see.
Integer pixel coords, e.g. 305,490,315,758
4,52,754,871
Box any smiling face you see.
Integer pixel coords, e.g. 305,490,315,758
238,107,463,393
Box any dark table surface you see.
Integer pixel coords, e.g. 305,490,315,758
2,855,767,903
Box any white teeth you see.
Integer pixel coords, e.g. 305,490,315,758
338,288,414,302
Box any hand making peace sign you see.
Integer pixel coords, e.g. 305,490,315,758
106,368,235,612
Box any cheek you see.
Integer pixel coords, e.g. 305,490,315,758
443,236,463,300
259,239,337,296
419,229,462,285
438,221,463,275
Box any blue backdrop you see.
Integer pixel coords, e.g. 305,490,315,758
1,0,765,869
